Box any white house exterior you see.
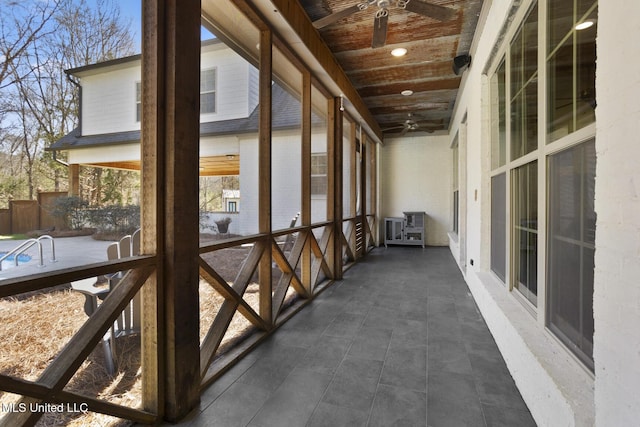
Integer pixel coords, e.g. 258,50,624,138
52,39,334,235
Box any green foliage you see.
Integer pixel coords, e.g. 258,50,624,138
52,196,89,230
86,205,140,234
0,175,27,207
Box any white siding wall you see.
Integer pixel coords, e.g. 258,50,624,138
248,66,259,114
379,135,451,245
593,1,640,425
238,136,259,236
80,44,252,136
237,131,328,236
200,45,253,121
81,65,140,135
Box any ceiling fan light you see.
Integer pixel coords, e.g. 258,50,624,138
401,90,413,96
391,47,407,57
575,19,595,30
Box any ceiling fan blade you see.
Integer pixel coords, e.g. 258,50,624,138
404,0,456,21
382,125,406,132
371,14,389,48
313,4,363,29
400,126,409,136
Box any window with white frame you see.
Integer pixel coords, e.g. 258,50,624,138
488,0,597,368
200,68,216,114
452,136,459,235
311,153,327,195
135,81,141,122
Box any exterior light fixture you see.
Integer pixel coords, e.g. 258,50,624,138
226,154,235,160
391,47,407,57
575,20,595,30
401,90,413,96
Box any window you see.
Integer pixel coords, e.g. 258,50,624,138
512,161,538,306
452,137,459,234
547,140,595,369
488,0,597,369
491,173,506,282
510,3,538,160
200,68,216,114
547,0,597,141
491,61,506,169
135,81,141,122
311,153,327,195
227,200,237,212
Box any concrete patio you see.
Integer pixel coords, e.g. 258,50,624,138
162,246,536,427
0,235,113,281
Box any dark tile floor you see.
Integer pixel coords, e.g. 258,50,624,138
170,247,536,427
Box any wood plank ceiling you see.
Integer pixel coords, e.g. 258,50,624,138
298,0,483,135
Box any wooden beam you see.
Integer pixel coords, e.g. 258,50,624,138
68,164,80,196
1,267,153,426
0,374,157,424
141,0,201,421
200,242,265,377
266,0,383,141
301,70,312,293
332,97,344,279
199,259,270,331
141,0,164,418
258,29,273,328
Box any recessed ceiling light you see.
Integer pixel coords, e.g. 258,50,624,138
575,20,595,30
391,47,407,57
401,90,413,96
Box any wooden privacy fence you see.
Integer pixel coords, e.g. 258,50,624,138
0,192,67,235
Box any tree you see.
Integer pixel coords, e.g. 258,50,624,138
0,0,136,205
0,0,61,90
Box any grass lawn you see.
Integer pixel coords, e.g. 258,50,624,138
0,234,29,240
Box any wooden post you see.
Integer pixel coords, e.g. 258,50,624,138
331,97,343,279
141,0,201,421
301,71,312,292
68,164,80,196
258,29,273,327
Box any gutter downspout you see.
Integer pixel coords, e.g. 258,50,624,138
65,70,82,136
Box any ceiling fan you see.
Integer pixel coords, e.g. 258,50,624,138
313,0,456,48
382,113,441,135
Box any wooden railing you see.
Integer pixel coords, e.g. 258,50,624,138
340,215,376,271
0,216,377,425
198,222,335,387
0,256,158,425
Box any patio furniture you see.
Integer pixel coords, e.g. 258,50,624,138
70,230,141,374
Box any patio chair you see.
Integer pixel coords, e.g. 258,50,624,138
70,229,142,374
282,212,300,253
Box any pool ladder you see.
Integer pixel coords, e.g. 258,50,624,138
0,235,56,271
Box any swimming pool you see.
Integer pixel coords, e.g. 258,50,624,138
0,252,33,270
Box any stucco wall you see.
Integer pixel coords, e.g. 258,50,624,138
593,1,640,425
379,134,452,246
445,0,599,425
445,0,640,424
